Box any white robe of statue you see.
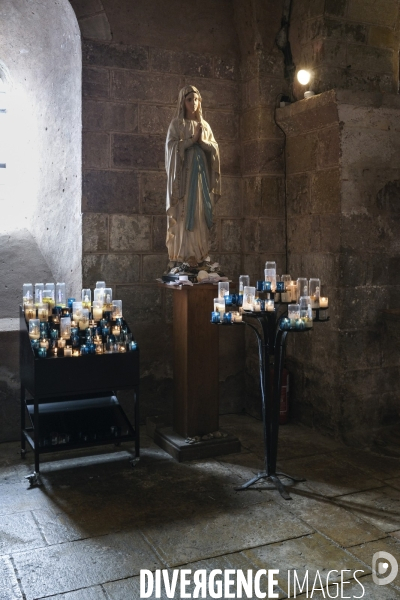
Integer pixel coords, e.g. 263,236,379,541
165,86,221,266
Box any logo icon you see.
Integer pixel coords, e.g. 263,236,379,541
372,551,398,586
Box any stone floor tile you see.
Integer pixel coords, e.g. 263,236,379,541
12,531,163,600
332,448,400,481
40,586,106,599
337,486,400,533
275,488,387,547
140,500,312,567
103,553,287,600
244,532,368,596
0,511,45,555
0,480,50,515
0,556,23,600
278,453,384,497
385,476,400,490
391,530,400,540
219,416,342,461
294,574,400,599
347,537,400,589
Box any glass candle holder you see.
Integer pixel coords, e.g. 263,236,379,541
29,319,40,340
239,275,250,294
253,298,262,312
265,299,275,311
103,288,113,308
295,318,306,330
111,325,121,336
43,289,55,312
80,344,89,355
55,283,66,307
50,329,59,340
128,340,138,351
243,286,255,311
95,343,104,354
60,317,71,339
309,278,321,308
265,261,276,273
96,281,106,288
34,283,44,305
71,335,80,348
81,288,92,309
264,269,276,292
218,281,229,299
64,346,72,357
287,281,298,302
79,308,90,331
72,301,83,322
94,288,105,305
299,296,313,328
231,311,242,323
112,300,123,319
45,282,55,298
297,278,308,302
288,303,300,325
213,298,225,317
118,342,127,353
24,304,36,321
67,297,76,309
223,312,232,323
37,303,49,322
23,283,34,305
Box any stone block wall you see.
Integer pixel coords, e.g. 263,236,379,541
78,1,244,419
233,0,289,416
277,89,400,444
290,0,399,98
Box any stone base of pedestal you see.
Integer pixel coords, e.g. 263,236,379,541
146,417,241,462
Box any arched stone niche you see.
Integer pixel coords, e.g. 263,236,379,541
0,0,82,295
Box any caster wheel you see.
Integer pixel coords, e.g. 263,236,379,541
24,472,40,486
20,449,26,459
130,457,140,468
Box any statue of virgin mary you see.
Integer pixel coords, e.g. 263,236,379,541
165,85,221,272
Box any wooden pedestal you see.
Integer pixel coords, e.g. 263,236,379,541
169,284,219,438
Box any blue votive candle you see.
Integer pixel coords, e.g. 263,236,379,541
223,312,232,323
38,347,47,358
295,318,306,330
264,281,272,292
280,317,291,330
67,298,76,309
256,280,264,292
211,311,220,323
276,281,285,292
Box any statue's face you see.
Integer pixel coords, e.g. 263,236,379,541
184,92,199,117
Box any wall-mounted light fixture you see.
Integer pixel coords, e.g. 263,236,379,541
297,69,314,99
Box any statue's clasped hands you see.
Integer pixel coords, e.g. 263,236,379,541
192,123,202,143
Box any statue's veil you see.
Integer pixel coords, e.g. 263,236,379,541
174,85,203,123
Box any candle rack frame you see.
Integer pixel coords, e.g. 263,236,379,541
213,298,329,500
19,307,140,486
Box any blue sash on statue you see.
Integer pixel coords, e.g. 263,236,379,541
186,145,213,232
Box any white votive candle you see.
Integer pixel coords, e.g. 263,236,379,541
319,297,329,308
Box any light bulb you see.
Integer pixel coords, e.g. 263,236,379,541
297,69,311,85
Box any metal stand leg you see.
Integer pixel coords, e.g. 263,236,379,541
235,316,305,500
25,400,41,487
130,387,140,467
20,385,26,459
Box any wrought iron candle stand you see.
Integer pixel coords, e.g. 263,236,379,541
213,295,329,500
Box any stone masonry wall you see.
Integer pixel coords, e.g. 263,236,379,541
233,0,289,417
277,89,400,444
277,91,341,436
337,90,400,443
290,0,399,99
76,0,244,420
